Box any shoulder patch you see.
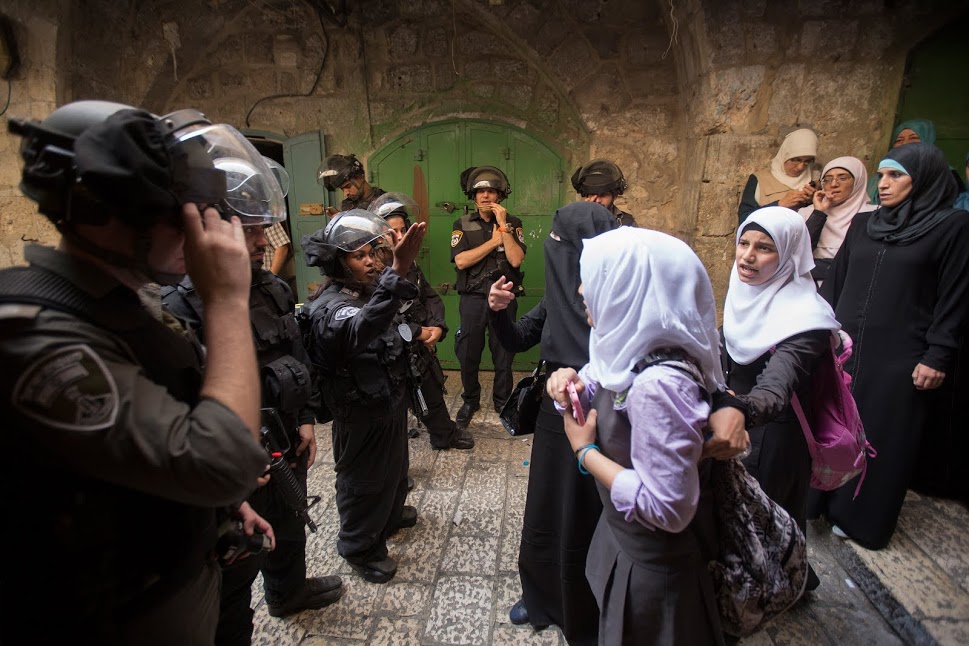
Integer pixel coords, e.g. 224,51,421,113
334,305,360,321
12,344,119,432
516,227,525,244
451,230,463,247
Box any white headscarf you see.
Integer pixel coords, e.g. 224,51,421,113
580,228,725,393
769,128,819,190
723,207,840,365
799,156,878,259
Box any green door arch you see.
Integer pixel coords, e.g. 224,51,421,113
369,119,566,370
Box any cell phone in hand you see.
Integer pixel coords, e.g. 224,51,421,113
567,381,585,426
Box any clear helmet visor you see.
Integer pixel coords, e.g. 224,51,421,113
172,123,286,225
369,192,420,221
264,157,291,197
324,208,392,252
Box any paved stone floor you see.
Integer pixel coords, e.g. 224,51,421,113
249,372,966,645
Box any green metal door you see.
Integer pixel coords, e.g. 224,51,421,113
897,15,969,172
370,119,565,370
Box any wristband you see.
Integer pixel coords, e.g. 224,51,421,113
577,444,600,475
573,442,597,459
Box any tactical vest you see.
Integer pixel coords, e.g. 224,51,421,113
163,271,312,430
306,282,408,419
0,265,217,621
455,213,523,295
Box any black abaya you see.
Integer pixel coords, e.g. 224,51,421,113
810,210,969,549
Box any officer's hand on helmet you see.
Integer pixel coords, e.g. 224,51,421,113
181,203,251,305
390,221,426,276
488,276,516,311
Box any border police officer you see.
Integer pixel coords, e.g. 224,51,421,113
571,159,637,227
450,166,526,428
318,153,386,213
370,192,474,450
0,102,270,643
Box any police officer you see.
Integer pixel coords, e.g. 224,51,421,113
318,153,386,213
571,158,637,227
369,193,474,450
300,210,426,584
450,166,526,428
0,102,270,642
162,219,343,638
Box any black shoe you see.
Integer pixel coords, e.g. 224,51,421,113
396,505,418,529
455,402,479,429
494,401,506,414
408,427,421,438
348,557,397,584
266,576,344,617
805,563,821,592
509,598,530,625
432,430,475,451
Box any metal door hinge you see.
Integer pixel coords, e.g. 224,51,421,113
414,148,425,161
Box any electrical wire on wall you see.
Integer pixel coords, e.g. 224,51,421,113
0,78,11,117
244,0,346,128
358,22,375,148
662,0,679,60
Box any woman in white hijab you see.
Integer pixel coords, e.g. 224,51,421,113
738,128,820,226
721,206,840,591
545,228,726,646
801,156,878,283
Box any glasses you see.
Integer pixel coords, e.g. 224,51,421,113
820,174,853,186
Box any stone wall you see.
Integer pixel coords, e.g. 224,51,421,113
0,0,68,267
0,0,965,313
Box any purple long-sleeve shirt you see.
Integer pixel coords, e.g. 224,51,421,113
566,364,709,533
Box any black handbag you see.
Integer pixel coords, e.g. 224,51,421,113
499,361,546,437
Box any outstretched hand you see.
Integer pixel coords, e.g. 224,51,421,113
391,221,427,276
488,276,516,311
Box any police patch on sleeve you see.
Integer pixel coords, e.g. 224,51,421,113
12,344,119,432
334,306,360,321
516,227,525,244
451,230,463,248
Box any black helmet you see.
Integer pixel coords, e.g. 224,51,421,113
460,166,512,200
369,192,420,228
301,208,391,279
317,153,365,191
571,159,627,196
9,101,286,229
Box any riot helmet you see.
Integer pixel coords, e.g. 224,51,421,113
301,208,391,280
369,192,420,229
317,153,365,192
571,159,627,197
264,157,291,197
460,166,512,200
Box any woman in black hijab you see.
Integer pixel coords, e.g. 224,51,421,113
489,201,617,645
810,143,969,549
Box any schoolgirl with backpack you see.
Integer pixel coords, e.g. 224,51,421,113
721,207,842,593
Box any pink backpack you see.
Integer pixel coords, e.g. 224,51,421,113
790,331,877,498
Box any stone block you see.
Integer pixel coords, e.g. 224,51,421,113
497,83,532,111
493,59,530,81
587,103,672,137
531,16,571,57
245,32,274,65
704,133,777,181
706,65,766,128
623,29,670,66
424,576,494,644
187,75,214,99
277,71,298,94
800,20,859,60
435,62,457,91
424,26,450,58
697,181,743,237
220,71,247,90
463,30,503,57
532,89,560,127
387,23,419,58
739,0,768,17
626,66,678,99
709,16,747,67
399,0,447,18
273,34,300,67
692,235,736,313
586,28,621,59
767,63,806,126
547,39,601,91
744,22,777,62
856,19,893,56
506,1,543,41
798,62,878,132
572,63,632,117
387,64,433,93
563,0,607,22
471,83,496,99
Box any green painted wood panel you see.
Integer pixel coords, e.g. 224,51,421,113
282,131,328,303
897,15,969,172
370,119,564,370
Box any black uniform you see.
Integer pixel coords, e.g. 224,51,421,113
340,186,386,213
450,210,527,409
305,268,417,565
162,268,319,644
608,203,637,227
401,262,463,448
0,245,266,644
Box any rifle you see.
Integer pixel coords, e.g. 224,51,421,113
259,407,321,532
405,341,430,419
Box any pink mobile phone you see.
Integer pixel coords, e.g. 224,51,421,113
567,381,585,426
